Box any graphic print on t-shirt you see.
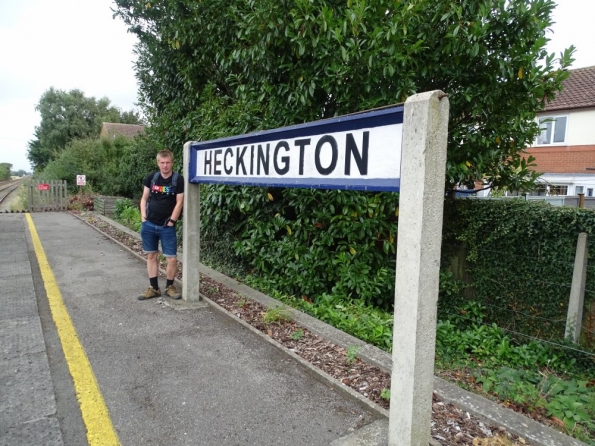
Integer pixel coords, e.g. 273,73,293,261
151,184,175,194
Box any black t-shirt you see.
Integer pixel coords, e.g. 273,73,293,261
143,172,185,225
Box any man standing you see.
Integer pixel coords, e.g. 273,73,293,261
138,149,184,300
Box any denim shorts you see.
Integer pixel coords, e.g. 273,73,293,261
140,221,178,257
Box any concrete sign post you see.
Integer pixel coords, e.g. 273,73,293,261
388,91,449,445
182,142,202,302
183,91,449,446
566,232,587,343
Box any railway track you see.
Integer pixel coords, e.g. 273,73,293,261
0,177,26,207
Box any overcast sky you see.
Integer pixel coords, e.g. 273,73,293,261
1,0,593,173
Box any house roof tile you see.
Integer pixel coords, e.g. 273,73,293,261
100,122,145,139
545,65,595,111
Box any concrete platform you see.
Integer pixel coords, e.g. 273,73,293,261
0,213,381,446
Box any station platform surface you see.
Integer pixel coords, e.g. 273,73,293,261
1,212,381,446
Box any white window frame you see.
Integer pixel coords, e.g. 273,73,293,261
536,115,568,145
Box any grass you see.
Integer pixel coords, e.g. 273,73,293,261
262,306,292,325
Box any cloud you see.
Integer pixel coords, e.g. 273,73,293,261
546,0,595,69
0,0,139,171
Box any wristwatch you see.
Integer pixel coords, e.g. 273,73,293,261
168,218,177,225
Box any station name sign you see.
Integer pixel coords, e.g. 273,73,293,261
188,106,404,191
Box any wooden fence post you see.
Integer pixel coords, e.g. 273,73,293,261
28,180,33,212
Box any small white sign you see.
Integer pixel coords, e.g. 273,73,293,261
76,175,86,186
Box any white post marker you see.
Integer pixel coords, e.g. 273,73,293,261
388,91,449,446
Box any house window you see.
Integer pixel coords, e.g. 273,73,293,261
532,184,568,196
576,186,584,195
588,188,594,197
537,116,567,145
549,185,568,196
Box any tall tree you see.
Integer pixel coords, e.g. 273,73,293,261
27,88,142,171
0,163,12,181
115,0,573,191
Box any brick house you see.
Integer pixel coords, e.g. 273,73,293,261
525,65,595,196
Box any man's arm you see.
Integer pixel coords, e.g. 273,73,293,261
140,186,151,222
168,192,184,225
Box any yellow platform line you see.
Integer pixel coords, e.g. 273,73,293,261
26,214,120,446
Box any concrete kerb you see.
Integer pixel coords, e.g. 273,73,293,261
75,211,588,446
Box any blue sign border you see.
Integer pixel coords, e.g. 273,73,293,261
188,105,404,191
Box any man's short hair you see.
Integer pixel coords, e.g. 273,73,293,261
156,149,174,161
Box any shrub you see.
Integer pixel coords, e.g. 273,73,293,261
113,198,141,231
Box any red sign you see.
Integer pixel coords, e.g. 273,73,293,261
37,184,50,191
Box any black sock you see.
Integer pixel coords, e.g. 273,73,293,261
150,277,159,290
166,279,174,288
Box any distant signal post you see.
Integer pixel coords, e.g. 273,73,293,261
183,91,449,446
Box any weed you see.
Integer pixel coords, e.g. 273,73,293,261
290,329,304,340
543,376,595,434
236,296,249,308
10,184,28,211
380,388,391,401
119,207,141,232
262,306,291,325
346,345,361,364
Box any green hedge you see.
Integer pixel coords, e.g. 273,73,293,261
441,198,595,347
201,188,595,349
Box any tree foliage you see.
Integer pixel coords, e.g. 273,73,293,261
42,136,136,195
11,169,27,177
110,0,576,310
0,163,12,181
115,0,574,191
27,87,142,171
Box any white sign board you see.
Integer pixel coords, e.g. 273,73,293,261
76,175,86,186
189,106,404,191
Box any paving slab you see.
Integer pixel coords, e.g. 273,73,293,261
0,317,47,360
0,417,64,446
0,352,57,428
0,214,63,445
0,281,38,320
